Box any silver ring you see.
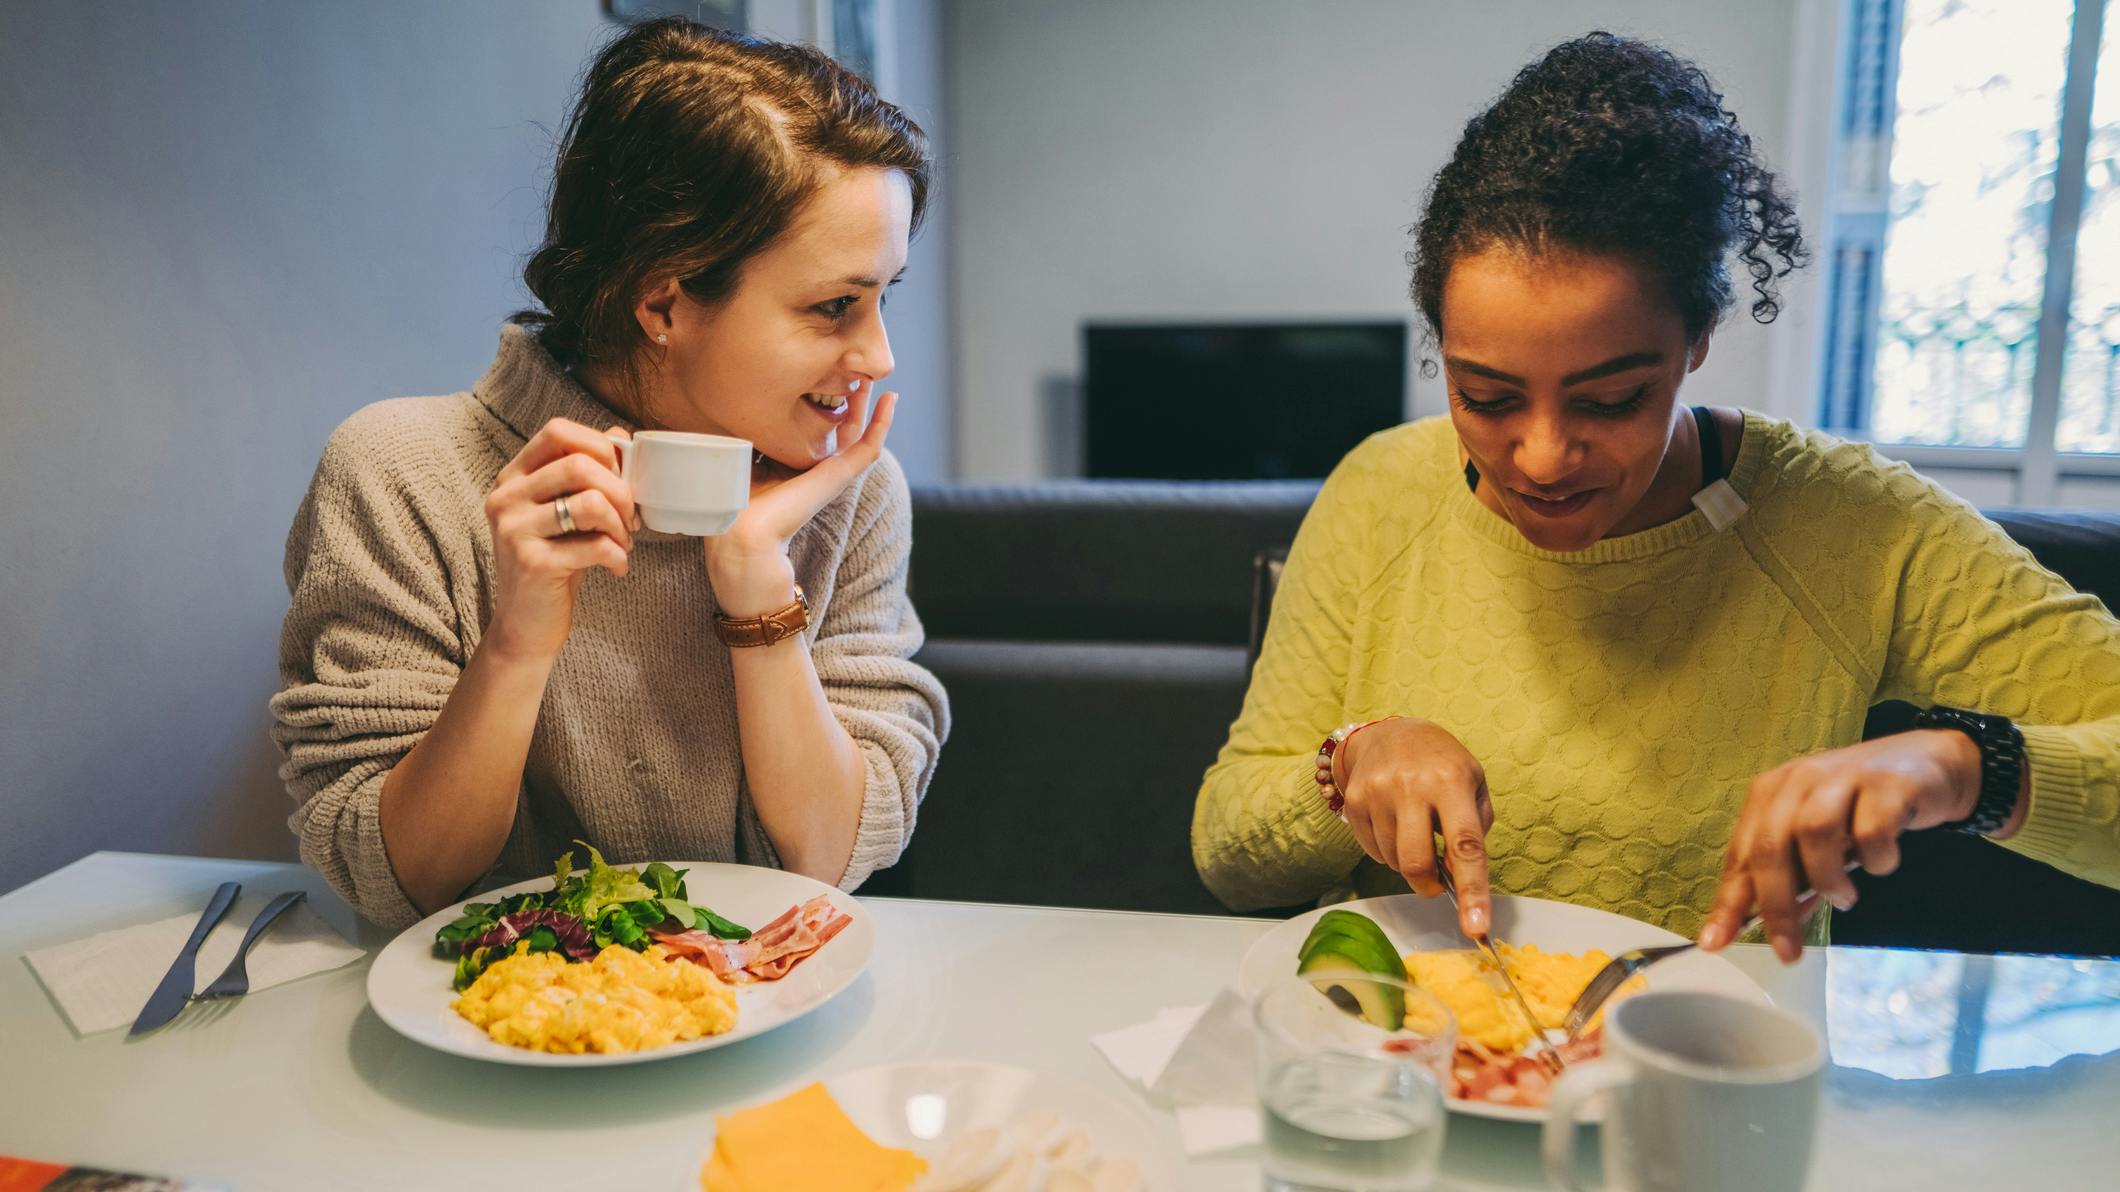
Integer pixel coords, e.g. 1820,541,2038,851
554,493,576,535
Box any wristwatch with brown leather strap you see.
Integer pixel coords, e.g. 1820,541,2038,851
713,584,809,648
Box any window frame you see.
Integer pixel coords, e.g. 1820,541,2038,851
1809,0,2114,504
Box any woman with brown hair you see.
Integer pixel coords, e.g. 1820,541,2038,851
270,18,947,928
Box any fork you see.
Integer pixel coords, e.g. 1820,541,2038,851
196,891,306,1001
1558,942,1700,1040
1559,867,1853,1041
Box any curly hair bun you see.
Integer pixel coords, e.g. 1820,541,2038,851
1411,32,1807,343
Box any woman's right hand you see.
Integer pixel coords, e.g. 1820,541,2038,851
480,418,638,663
1333,717,1497,936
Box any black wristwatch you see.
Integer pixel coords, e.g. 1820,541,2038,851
1912,705,2025,836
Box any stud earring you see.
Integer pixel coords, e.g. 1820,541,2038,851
656,333,669,345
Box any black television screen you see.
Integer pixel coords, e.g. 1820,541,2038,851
1084,321,1406,480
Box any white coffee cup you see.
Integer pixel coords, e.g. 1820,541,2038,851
607,430,751,536
1541,991,1823,1192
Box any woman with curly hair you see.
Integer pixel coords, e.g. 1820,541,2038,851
270,18,948,928
1193,33,2120,960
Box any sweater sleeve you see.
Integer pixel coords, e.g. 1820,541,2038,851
1874,484,2120,888
809,452,950,891
268,417,468,929
1190,441,1394,910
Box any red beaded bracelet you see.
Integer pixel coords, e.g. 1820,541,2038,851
1315,718,1396,814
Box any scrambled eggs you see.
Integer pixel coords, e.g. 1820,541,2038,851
454,943,737,1053
1403,943,1640,1053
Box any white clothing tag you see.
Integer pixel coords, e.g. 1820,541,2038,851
1691,478,1748,531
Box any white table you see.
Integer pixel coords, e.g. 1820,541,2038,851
3,853,2117,1190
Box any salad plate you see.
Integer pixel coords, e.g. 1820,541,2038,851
367,860,873,1067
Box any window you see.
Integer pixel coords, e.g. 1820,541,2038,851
1819,0,2119,502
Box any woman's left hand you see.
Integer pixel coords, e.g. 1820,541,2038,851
703,383,898,613
1699,729,1988,963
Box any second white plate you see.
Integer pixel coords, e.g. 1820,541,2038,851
1239,893,1773,1123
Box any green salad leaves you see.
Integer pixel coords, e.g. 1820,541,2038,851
433,843,751,991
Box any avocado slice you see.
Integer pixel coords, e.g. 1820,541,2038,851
1296,949,1407,1030
1297,924,1385,967
1303,909,1393,945
1297,911,1405,978
1308,908,1386,942
1295,911,1408,1030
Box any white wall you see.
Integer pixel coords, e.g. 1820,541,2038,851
0,0,951,895
2056,477,2120,508
945,0,1811,480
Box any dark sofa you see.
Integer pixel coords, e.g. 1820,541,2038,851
862,482,2120,957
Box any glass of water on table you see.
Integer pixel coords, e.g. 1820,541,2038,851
1253,972,1455,1192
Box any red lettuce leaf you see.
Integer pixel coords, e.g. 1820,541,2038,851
466,908,596,962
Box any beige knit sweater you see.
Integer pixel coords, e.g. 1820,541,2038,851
270,326,949,929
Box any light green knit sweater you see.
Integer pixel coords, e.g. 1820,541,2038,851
1193,413,2120,938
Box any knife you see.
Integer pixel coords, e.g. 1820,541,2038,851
129,880,241,1036
1433,848,1565,1073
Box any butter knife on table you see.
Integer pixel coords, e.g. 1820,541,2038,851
1432,845,1565,1072
128,880,241,1036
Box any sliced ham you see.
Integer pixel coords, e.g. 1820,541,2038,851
648,927,759,980
810,905,853,946
650,895,851,984
745,926,819,974
1441,1033,1599,1109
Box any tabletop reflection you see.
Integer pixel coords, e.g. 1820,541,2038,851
1827,948,2120,1079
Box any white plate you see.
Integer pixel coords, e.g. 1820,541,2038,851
1238,894,1772,1123
694,1061,1184,1190
366,861,873,1067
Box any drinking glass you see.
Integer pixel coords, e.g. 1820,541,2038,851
1253,972,1454,1192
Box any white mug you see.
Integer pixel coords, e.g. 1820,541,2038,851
607,430,751,536
1542,991,1823,1192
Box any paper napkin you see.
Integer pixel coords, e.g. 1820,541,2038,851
25,892,366,1035
1091,987,1264,1155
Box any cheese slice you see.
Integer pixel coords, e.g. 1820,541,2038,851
701,1082,927,1192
